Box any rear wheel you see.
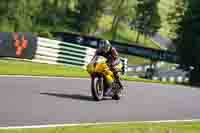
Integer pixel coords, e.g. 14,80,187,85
91,76,104,101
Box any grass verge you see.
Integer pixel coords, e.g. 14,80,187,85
0,58,89,78
0,58,176,85
0,122,200,133
120,53,151,65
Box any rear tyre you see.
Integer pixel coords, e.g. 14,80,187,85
91,77,104,101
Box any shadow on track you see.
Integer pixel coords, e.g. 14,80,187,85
40,92,95,101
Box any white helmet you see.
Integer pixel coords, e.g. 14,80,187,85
99,40,111,53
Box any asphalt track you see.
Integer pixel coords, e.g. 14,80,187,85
0,76,200,127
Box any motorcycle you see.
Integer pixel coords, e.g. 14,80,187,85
86,56,123,101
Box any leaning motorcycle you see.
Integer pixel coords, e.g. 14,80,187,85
86,56,123,101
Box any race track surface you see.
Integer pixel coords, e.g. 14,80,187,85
0,76,200,127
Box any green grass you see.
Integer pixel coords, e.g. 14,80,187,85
97,15,162,49
117,24,161,50
98,27,161,50
0,58,89,78
120,53,151,65
0,58,148,81
1,122,200,133
0,58,181,86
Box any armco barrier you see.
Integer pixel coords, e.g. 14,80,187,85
32,37,128,74
34,37,95,67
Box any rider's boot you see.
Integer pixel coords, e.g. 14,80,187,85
118,79,123,90
114,72,123,89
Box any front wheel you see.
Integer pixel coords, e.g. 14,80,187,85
91,76,104,101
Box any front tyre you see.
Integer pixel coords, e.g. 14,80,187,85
91,77,104,101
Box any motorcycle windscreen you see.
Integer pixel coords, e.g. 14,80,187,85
0,32,37,59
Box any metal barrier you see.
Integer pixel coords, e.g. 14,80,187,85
32,37,128,74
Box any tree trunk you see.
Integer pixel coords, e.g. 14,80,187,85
112,17,120,40
136,31,140,43
111,0,125,40
113,18,120,40
111,15,117,39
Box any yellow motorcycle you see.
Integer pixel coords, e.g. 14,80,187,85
86,56,123,101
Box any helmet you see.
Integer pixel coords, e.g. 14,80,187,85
99,40,111,53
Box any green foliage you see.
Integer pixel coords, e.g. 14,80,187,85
74,0,108,33
175,0,200,67
0,0,159,38
0,0,34,31
0,0,160,51
134,0,161,36
110,0,135,40
0,0,76,32
167,0,185,40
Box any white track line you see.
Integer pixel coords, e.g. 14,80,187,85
0,75,133,83
0,119,200,129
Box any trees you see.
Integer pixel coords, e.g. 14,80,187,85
175,0,197,67
174,0,200,84
134,0,161,42
0,0,160,37
0,0,42,31
75,0,108,34
38,0,68,26
167,0,185,40
0,1,116,36
0,0,12,31
110,0,135,40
